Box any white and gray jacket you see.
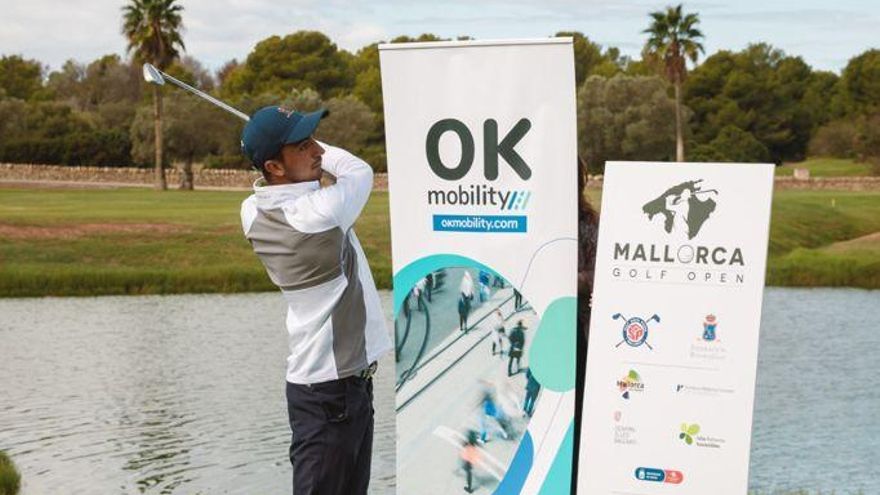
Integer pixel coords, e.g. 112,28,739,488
240,144,392,384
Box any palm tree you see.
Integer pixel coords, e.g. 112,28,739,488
643,4,704,162
122,0,185,190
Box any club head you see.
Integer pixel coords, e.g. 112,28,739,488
649,315,660,323
612,313,623,320
142,63,165,86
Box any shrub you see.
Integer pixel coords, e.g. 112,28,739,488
0,131,131,167
809,120,857,158
203,153,251,170
0,451,21,495
688,126,771,163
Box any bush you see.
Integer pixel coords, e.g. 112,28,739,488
809,120,857,158
0,131,132,166
64,131,132,166
359,144,387,173
0,451,21,495
855,112,880,174
203,153,251,170
688,126,771,163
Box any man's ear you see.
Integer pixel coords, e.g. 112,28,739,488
263,160,284,177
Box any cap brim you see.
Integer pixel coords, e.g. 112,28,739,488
283,109,329,145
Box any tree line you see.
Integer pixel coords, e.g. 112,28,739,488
0,2,878,190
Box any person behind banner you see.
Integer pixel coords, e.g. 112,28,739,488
573,156,600,495
238,106,392,495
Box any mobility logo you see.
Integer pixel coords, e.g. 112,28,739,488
424,118,534,233
635,467,684,484
678,422,726,449
611,179,748,285
613,313,660,350
427,185,532,211
617,369,645,399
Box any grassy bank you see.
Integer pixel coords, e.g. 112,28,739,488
776,157,875,177
0,187,877,297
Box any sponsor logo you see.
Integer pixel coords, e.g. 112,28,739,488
691,314,728,361
642,179,717,240
675,384,735,397
703,314,719,341
613,411,638,445
635,467,684,484
423,118,534,229
679,422,726,449
612,313,660,350
617,369,645,399
426,185,532,211
679,423,700,445
611,179,748,285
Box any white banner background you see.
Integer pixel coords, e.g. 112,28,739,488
381,39,578,494
580,161,774,494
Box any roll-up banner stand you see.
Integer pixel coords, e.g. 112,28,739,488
579,161,774,494
380,39,578,494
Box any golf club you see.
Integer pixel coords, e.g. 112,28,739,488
142,63,250,122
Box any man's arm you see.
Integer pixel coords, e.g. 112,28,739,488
312,141,374,231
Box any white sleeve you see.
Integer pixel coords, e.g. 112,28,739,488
312,141,374,231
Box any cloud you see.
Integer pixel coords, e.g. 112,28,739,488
0,0,876,73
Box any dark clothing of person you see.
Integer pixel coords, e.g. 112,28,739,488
572,210,598,495
524,368,541,417
458,295,470,332
286,376,374,495
425,273,433,302
508,325,525,376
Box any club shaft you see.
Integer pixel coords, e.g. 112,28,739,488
160,71,250,122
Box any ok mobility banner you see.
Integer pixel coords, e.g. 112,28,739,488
579,162,774,494
380,39,577,494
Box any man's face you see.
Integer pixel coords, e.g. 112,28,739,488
264,137,325,184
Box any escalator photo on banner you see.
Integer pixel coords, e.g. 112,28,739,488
395,267,540,494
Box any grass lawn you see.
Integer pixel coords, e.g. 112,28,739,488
765,190,880,288
775,157,875,177
0,186,877,296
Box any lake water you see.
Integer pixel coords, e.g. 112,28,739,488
0,288,877,494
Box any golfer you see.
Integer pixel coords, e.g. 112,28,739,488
239,106,392,495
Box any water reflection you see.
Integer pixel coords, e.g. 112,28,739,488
1,289,877,494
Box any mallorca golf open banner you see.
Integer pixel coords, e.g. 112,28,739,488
380,39,577,494
579,161,775,494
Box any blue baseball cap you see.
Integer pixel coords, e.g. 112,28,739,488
241,106,329,169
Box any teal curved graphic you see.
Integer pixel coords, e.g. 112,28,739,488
528,297,577,392
392,254,499,317
538,421,575,495
493,431,534,495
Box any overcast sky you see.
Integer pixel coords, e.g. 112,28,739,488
1,0,877,74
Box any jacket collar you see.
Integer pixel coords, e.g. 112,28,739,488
253,177,320,210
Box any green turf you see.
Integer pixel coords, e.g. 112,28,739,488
776,157,874,177
0,188,389,297
0,187,877,296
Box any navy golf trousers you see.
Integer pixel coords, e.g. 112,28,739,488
285,376,374,495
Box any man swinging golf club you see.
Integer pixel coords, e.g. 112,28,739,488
239,105,393,495
140,64,390,493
